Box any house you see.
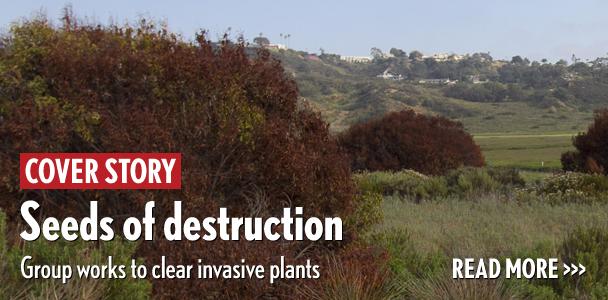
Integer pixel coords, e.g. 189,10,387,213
265,43,287,50
418,78,457,85
468,75,488,84
422,53,450,62
420,53,466,62
376,69,404,80
340,55,373,63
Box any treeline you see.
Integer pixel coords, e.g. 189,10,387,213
297,48,608,109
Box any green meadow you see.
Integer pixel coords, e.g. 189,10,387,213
474,133,575,171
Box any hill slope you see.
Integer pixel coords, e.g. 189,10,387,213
271,49,606,135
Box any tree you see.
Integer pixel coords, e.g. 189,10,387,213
339,110,484,175
370,47,385,59
511,55,524,64
389,47,406,58
253,33,270,46
562,109,608,174
409,50,423,60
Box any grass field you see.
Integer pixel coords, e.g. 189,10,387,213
379,196,608,258
474,133,575,171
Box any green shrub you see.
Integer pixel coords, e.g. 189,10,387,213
486,167,526,187
347,189,384,235
502,242,559,300
354,170,448,201
355,167,523,202
517,172,608,204
0,210,151,299
554,227,608,298
367,228,446,282
445,167,500,197
514,283,559,300
519,226,608,298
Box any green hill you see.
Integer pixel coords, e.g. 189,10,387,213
269,49,606,135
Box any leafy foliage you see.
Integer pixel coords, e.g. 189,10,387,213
523,227,608,299
555,227,608,298
367,228,446,283
355,167,524,202
562,109,608,174
0,13,363,297
0,210,150,299
339,110,484,175
516,172,608,205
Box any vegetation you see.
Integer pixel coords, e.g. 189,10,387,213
2,8,608,299
354,167,524,202
0,210,151,299
0,13,374,298
339,110,484,175
516,172,608,205
272,48,605,134
362,168,608,298
477,133,574,171
562,109,608,174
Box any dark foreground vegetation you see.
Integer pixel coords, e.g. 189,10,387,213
0,12,378,298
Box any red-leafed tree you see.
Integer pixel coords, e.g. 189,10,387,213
339,110,484,175
562,109,608,174
0,13,366,298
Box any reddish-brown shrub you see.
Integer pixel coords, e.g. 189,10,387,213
338,110,484,175
562,109,608,174
0,13,362,297
296,245,397,300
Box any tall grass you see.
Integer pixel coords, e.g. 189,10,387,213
296,255,406,300
381,195,608,258
406,275,522,300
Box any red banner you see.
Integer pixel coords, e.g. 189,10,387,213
20,153,181,190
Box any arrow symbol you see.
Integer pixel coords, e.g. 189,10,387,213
563,263,586,276
578,264,586,276
563,263,570,275
571,263,578,274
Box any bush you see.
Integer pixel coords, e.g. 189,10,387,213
444,168,500,197
0,13,363,297
367,228,446,282
346,189,384,236
561,151,586,173
553,227,608,298
514,227,608,298
486,167,526,187
516,172,608,204
339,110,484,175
297,246,404,300
354,167,523,202
354,170,448,201
0,210,150,299
406,276,522,300
562,109,608,174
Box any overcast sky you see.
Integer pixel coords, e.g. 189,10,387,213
2,0,608,62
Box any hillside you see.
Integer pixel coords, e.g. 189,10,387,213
270,49,607,135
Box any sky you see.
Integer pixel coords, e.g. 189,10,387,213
1,0,608,62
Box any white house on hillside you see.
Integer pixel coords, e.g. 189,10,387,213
340,55,373,63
